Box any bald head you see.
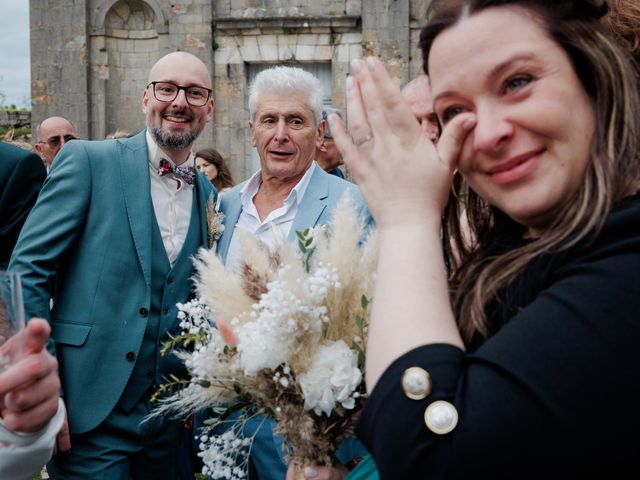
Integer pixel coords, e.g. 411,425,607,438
35,116,79,166
143,51,214,163
148,52,212,89
401,74,440,142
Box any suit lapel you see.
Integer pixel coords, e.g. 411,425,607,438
119,131,152,287
195,172,214,247
216,187,243,262
289,166,329,240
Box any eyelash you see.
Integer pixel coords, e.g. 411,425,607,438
440,106,466,125
438,74,534,125
503,74,532,92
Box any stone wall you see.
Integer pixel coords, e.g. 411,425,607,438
0,111,31,129
30,0,431,182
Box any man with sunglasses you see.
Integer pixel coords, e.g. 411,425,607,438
34,116,79,169
10,51,216,479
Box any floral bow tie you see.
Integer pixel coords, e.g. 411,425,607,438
158,158,196,186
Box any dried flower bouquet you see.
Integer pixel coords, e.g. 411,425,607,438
153,194,378,479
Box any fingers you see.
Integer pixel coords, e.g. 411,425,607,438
437,113,477,170
215,317,238,347
286,463,296,480
0,343,58,396
24,318,51,355
55,417,71,454
351,57,420,139
2,390,59,433
286,464,347,480
343,70,371,147
329,112,367,181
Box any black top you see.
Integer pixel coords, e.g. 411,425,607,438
0,141,46,269
357,195,640,479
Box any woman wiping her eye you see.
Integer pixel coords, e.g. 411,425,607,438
316,0,640,478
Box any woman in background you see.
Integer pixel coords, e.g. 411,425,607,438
195,148,235,192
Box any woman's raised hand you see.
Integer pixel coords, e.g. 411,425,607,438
330,56,475,229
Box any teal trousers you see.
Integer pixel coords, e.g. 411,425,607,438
47,397,183,480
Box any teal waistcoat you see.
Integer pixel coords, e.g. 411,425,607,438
118,190,202,412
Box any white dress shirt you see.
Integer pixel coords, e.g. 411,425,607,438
146,131,194,265
225,162,317,273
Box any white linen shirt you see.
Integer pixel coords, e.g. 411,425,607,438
146,131,194,265
225,162,317,273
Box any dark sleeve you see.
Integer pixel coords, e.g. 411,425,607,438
356,203,640,479
0,150,46,268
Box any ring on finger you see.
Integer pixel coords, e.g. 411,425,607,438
354,133,373,148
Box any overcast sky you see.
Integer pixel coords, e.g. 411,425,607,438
0,2,30,108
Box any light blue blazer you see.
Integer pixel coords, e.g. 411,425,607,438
9,131,214,434
217,165,372,258
214,165,372,479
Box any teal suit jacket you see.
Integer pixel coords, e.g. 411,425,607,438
213,164,372,479
9,131,215,434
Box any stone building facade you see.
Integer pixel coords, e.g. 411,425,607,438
30,0,431,182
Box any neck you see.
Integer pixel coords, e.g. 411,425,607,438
253,171,306,221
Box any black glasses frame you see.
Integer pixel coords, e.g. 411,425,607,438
39,134,78,148
147,81,213,107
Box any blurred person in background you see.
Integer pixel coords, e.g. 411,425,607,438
195,148,235,192
34,117,78,170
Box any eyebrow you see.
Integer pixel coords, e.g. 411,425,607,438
433,53,536,103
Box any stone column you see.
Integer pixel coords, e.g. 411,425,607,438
30,0,90,139
361,0,411,86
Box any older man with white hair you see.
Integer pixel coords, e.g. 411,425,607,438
211,65,372,479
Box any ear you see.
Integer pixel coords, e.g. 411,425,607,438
319,138,328,152
316,119,326,148
249,121,257,148
142,89,149,114
35,143,43,155
205,97,215,122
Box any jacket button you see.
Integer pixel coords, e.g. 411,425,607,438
401,367,432,400
139,307,148,317
424,400,458,435
162,307,169,315
126,351,135,362
167,276,174,284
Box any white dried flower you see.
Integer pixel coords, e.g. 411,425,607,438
298,340,362,416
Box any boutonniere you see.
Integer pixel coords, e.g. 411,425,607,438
206,193,225,249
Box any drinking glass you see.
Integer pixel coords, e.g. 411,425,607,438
0,271,25,369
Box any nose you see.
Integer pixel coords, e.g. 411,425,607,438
273,119,290,144
472,105,514,154
172,88,190,108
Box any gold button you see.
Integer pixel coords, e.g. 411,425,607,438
424,400,458,435
401,367,432,400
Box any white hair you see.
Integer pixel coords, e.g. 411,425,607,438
322,106,344,139
248,66,324,125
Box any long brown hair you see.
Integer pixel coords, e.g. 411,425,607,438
420,0,640,344
195,148,235,191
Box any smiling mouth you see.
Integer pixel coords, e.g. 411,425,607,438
489,149,545,185
162,110,192,124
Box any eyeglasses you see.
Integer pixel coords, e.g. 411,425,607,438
147,81,212,107
40,135,77,149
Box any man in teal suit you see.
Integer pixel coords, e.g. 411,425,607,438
9,51,216,479
209,66,371,479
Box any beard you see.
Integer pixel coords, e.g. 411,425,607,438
150,125,199,150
